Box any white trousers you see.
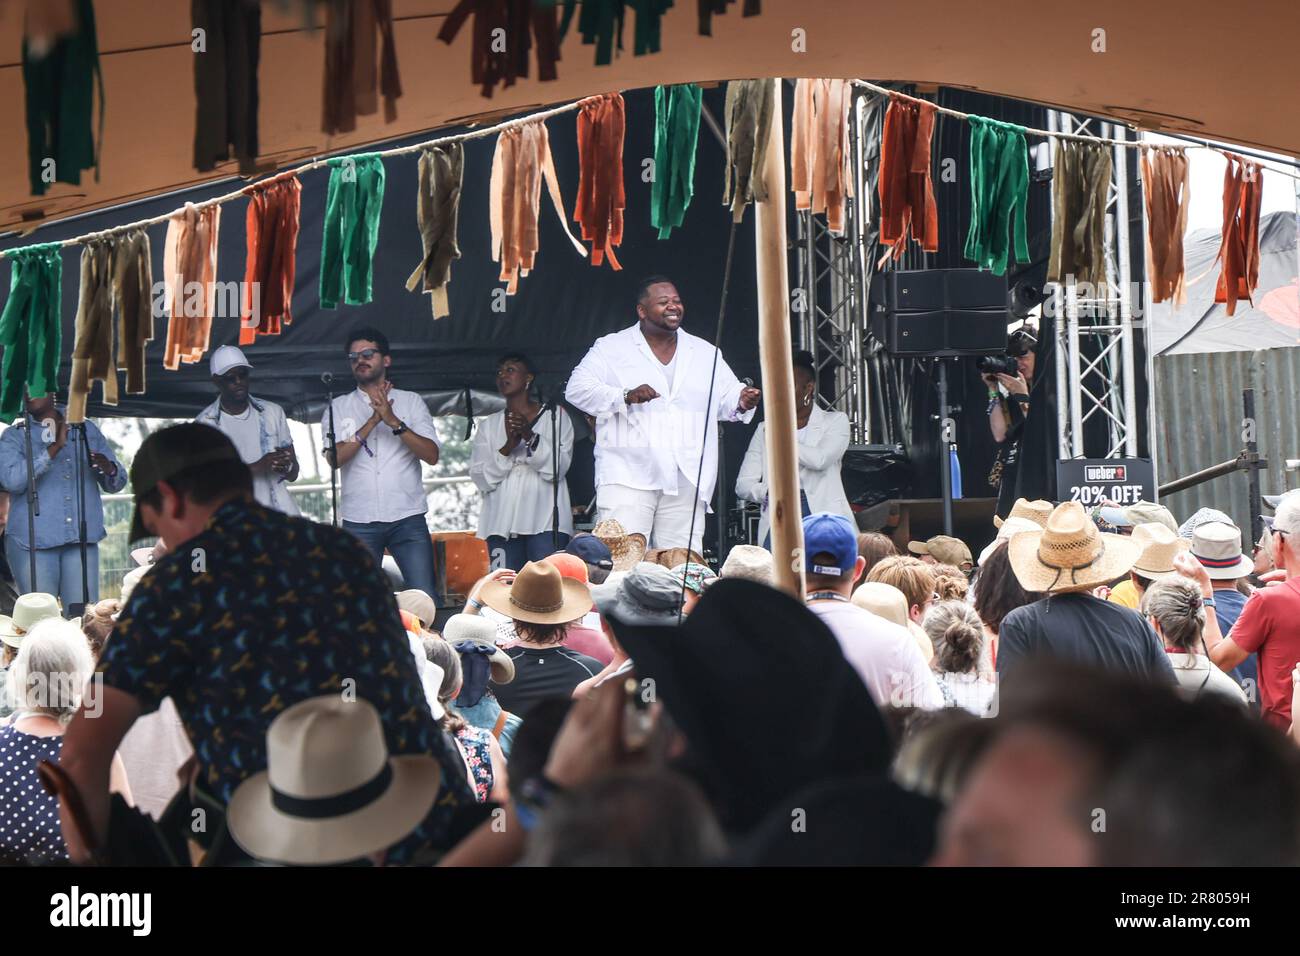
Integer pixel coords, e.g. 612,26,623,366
597,481,707,554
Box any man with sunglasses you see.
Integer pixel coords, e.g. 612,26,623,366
196,346,300,516
324,327,441,597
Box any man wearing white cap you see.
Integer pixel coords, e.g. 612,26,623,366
195,345,300,516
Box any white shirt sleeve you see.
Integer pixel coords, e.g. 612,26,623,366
403,393,441,447
525,406,574,481
565,340,625,418
469,416,513,494
735,423,767,504
713,353,756,424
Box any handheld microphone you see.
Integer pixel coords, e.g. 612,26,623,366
321,372,334,385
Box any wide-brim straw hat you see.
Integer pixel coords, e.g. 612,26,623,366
0,592,61,648
978,516,1040,566
443,614,515,684
1007,501,1142,594
226,697,440,865
477,560,592,626
1129,522,1190,581
592,519,648,572
994,498,1054,530
1190,521,1255,580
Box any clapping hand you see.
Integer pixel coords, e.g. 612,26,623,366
366,382,398,427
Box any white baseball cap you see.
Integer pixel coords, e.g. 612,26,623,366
210,345,253,378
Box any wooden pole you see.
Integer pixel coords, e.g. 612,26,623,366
753,79,805,600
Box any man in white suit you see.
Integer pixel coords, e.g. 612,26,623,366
566,277,761,554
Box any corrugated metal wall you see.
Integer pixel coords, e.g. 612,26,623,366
1156,348,1300,541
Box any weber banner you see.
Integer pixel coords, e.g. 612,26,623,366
1056,458,1156,507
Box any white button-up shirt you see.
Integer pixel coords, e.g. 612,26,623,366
736,403,854,543
322,387,440,524
470,408,575,539
565,324,754,504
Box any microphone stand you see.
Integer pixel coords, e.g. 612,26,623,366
20,389,39,593
322,373,339,527
70,421,91,614
527,385,567,553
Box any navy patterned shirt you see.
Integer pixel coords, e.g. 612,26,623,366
98,498,473,857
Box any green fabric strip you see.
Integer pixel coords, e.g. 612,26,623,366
320,155,386,309
651,84,702,239
23,0,102,196
963,117,1030,276
0,244,63,421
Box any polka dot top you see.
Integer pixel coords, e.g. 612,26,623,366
0,724,69,865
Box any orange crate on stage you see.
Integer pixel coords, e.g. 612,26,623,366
431,531,489,603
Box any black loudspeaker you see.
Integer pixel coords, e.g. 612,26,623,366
869,268,1009,357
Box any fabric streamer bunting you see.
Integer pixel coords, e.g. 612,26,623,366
439,0,561,99
23,0,103,196
1213,153,1263,317
405,143,464,319
552,0,672,66
1140,145,1191,306
698,0,762,35
723,79,775,223
192,0,262,173
489,121,587,294
241,176,301,344
67,229,153,423
651,83,702,240
321,0,401,135
0,244,62,422
574,93,627,269
1047,139,1112,288
163,203,223,370
792,79,855,238
963,116,1030,276
320,155,385,309
876,94,937,258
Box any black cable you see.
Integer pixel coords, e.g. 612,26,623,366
678,218,740,624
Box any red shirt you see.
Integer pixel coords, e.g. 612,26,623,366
562,623,615,666
1227,578,1300,729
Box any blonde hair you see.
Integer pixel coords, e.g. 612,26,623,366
931,564,970,601
8,618,95,724
867,555,936,612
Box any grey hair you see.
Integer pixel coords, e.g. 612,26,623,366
8,619,96,724
1140,578,1206,651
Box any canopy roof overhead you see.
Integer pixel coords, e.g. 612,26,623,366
2,0,1297,234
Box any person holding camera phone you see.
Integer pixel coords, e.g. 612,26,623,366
196,346,300,516
982,328,1043,517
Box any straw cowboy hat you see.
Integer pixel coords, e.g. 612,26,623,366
442,614,515,684
226,696,441,865
978,516,1040,566
1129,523,1190,581
476,560,592,626
993,498,1054,530
1190,521,1254,580
1007,501,1142,594
591,519,648,572
0,593,62,649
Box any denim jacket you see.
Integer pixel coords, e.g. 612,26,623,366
0,410,127,550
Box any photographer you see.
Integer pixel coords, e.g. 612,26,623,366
982,328,1045,516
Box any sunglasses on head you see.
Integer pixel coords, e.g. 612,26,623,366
348,348,381,363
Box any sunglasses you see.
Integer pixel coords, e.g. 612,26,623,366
348,348,382,363
218,369,249,384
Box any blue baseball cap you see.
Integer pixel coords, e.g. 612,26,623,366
802,512,858,576
565,533,614,571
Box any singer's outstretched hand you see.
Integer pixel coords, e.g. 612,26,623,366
738,386,761,411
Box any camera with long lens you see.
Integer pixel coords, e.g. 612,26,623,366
977,354,1020,376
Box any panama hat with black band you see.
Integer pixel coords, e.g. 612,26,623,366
128,423,246,545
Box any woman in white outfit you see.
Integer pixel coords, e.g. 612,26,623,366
470,353,574,570
736,351,853,546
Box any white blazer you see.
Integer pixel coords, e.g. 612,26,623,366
565,324,755,504
736,403,854,544
470,409,574,539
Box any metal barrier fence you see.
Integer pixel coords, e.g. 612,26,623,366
96,476,475,601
